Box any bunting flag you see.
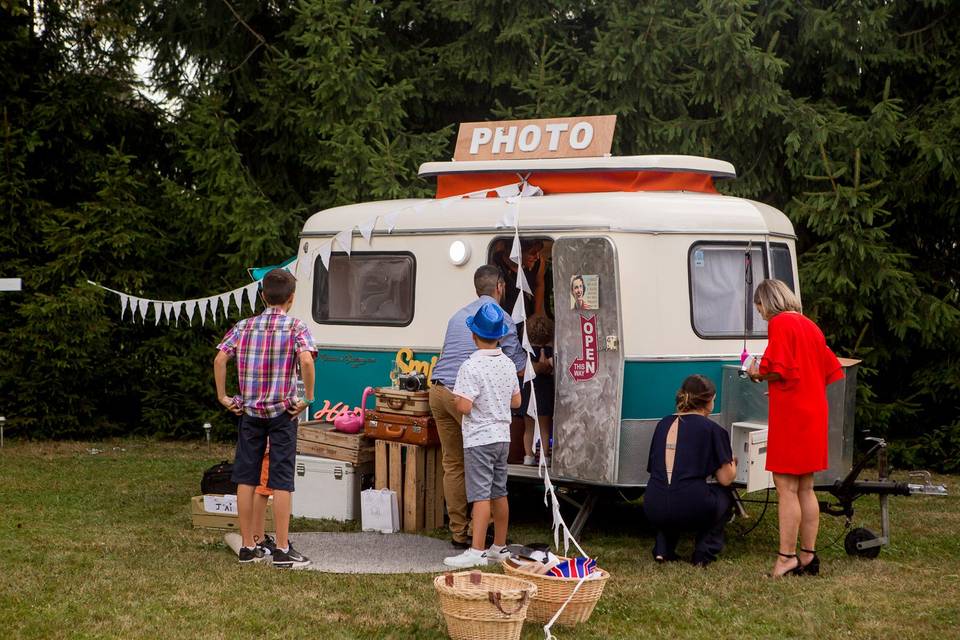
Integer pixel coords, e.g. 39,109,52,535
86,179,533,330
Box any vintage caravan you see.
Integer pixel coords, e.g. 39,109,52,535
289,152,804,490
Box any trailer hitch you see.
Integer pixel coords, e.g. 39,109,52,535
819,437,947,558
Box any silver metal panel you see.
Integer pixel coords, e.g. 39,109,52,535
552,237,624,483
617,419,659,485
719,364,859,485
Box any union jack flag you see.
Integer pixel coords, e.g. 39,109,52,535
547,556,597,578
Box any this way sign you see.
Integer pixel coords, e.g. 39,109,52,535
569,315,598,382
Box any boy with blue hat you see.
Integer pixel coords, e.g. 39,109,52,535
444,302,522,568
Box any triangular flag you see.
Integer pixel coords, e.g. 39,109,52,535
467,190,488,199
359,217,377,244
163,301,174,324
521,182,543,197
245,282,258,312
119,294,129,320
523,353,537,384
198,298,209,325
495,183,520,198
334,228,353,256
232,288,244,315
510,232,522,264
185,300,197,324
526,389,539,422
153,301,162,325
318,240,333,270
521,326,533,353
517,267,532,295
137,298,148,323
209,296,220,322
383,210,401,233
497,203,519,229
220,293,233,318
511,294,526,324
172,302,184,325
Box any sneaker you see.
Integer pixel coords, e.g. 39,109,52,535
484,544,511,563
523,455,536,466
444,547,488,568
272,543,311,569
256,534,277,556
238,546,266,564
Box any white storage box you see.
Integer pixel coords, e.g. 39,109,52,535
292,454,373,521
731,421,774,493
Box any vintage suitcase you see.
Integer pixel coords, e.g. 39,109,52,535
364,410,440,447
373,387,431,417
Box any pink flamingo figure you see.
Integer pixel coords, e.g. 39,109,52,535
333,386,374,434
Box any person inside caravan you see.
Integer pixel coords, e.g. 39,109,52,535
430,265,526,548
643,375,736,567
521,314,555,466
748,279,844,578
492,238,547,318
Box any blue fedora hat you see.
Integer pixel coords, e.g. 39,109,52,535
466,302,510,340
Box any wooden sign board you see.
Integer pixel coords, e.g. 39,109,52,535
454,115,616,161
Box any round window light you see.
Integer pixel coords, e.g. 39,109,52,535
449,240,471,266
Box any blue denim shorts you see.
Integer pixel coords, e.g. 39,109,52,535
231,412,297,491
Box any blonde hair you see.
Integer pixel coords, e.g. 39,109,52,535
675,375,716,413
753,279,801,318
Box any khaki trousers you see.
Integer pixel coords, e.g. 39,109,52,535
429,384,469,543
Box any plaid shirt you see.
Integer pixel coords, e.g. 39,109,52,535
217,307,317,418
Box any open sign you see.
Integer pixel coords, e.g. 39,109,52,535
454,115,616,161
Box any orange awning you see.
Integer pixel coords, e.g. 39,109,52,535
435,170,718,198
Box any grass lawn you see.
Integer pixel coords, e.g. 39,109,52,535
0,440,957,639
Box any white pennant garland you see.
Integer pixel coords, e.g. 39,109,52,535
245,283,258,312
137,298,148,323
334,228,353,256
231,288,244,315
198,298,209,325
383,209,401,233
219,293,232,318
318,240,333,270
119,294,129,320
152,301,162,325
172,302,184,325
209,295,220,322
185,300,197,324
358,217,377,244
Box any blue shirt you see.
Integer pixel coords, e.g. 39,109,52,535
431,295,526,387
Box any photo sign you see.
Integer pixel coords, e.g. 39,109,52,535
454,115,617,161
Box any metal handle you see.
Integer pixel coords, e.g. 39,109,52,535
387,398,405,410
384,424,405,437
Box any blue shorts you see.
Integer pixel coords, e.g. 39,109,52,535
231,412,297,492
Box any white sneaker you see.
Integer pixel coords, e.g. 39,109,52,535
484,544,511,563
444,547,489,568
523,455,536,466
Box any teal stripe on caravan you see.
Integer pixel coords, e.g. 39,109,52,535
308,348,735,423
620,360,736,420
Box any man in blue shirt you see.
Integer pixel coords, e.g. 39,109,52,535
430,265,526,547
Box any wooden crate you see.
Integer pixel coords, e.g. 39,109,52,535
297,421,374,464
374,440,444,533
190,495,274,531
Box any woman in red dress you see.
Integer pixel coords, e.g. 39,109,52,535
748,279,843,578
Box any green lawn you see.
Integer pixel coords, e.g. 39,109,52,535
0,440,957,639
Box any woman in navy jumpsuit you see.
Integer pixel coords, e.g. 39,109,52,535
644,375,736,566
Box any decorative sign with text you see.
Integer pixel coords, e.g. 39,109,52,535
569,315,599,382
454,115,617,161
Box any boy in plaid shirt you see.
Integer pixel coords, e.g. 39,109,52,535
214,268,316,567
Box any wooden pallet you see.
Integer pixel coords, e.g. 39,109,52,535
374,440,444,533
297,421,374,464
190,495,274,530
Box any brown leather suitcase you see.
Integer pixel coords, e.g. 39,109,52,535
374,387,431,417
364,410,440,447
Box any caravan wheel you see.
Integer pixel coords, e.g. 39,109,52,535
844,527,881,559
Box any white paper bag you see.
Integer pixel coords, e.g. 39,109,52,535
361,488,400,533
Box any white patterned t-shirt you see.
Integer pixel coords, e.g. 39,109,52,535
453,349,521,448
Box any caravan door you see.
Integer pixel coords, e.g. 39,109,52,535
551,237,624,483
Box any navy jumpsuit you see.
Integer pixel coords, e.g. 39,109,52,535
643,414,734,565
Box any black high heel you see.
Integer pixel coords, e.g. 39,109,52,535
767,551,801,578
798,548,820,576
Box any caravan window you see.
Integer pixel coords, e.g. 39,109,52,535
312,252,415,326
688,243,767,338
770,243,795,291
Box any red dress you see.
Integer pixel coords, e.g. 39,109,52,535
760,312,844,475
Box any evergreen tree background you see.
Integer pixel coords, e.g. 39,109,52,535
1,0,957,470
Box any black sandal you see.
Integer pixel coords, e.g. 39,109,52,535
767,552,801,578
798,548,820,576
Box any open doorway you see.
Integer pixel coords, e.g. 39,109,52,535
487,236,555,467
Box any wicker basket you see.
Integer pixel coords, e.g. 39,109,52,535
502,559,609,626
434,571,538,640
